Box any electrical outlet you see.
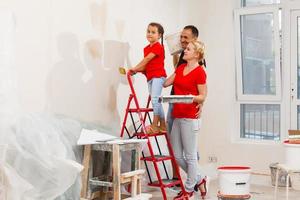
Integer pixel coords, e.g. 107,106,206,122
208,156,218,163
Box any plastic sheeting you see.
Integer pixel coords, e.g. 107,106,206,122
0,9,87,200
0,113,87,200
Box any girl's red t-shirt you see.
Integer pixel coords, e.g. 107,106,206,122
173,63,207,119
144,42,166,81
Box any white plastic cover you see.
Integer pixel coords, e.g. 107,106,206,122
0,9,86,200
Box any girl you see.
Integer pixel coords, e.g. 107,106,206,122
130,22,166,134
163,41,207,199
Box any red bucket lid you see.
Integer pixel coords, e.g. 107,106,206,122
283,140,300,145
284,140,289,144
218,166,251,170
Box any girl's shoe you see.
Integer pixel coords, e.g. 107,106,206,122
173,190,193,200
194,176,207,199
159,125,167,133
159,120,167,133
145,124,160,134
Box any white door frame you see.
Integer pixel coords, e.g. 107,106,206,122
290,9,300,129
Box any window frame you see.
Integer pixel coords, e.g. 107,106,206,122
234,4,286,143
234,101,284,144
234,5,282,102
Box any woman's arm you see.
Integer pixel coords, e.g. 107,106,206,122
131,53,156,72
193,84,207,104
163,73,176,88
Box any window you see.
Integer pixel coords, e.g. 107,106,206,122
240,104,280,140
298,106,300,129
235,2,282,141
242,0,280,7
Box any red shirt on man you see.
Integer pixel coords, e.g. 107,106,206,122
144,42,166,81
173,63,207,119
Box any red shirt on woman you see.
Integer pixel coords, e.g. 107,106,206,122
173,64,207,119
144,42,166,81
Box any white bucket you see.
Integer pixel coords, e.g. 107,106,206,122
165,32,182,55
218,166,251,196
290,172,300,191
284,140,300,169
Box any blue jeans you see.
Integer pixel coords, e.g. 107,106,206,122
170,118,202,192
148,77,165,119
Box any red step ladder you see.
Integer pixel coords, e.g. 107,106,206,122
120,71,190,200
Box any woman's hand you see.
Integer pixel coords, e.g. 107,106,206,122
195,103,203,118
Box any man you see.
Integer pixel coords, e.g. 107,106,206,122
167,25,205,182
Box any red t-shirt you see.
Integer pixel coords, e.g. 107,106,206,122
173,64,207,119
144,42,166,81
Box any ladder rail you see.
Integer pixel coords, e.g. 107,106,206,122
127,72,146,133
121,95,133,137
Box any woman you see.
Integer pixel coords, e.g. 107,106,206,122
164,40,207,199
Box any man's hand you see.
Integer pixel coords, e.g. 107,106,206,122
196,103,203,118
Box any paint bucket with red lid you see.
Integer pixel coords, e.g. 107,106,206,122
218,166,251,196
284,140,300,169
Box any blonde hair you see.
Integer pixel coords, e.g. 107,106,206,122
190,40,205,61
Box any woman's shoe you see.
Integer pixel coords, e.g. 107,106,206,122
173,190,193,200
194,176,207,199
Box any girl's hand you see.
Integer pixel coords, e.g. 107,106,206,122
128,69,136,75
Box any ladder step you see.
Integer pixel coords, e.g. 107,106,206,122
148,179,181,188
134,132,166,138
128,108,153,112
123,193,152,200
141,155,172,162
89,177,113,187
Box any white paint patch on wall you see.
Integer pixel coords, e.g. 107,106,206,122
1,0,286,174
0,0,181,136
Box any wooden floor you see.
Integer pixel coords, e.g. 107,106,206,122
143,179,300,200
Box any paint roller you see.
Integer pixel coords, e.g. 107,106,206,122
118,67,127,75
119,67,136,75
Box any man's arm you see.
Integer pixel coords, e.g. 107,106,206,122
172,54,179,69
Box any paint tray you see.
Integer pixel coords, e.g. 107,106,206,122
159,95,193,104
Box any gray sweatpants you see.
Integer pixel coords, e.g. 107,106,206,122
170,118,202,192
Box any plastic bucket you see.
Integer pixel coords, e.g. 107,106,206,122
291,172,300,190
284,140,300,169
165,32,182,55
269,163,291,187
218,166,251,195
